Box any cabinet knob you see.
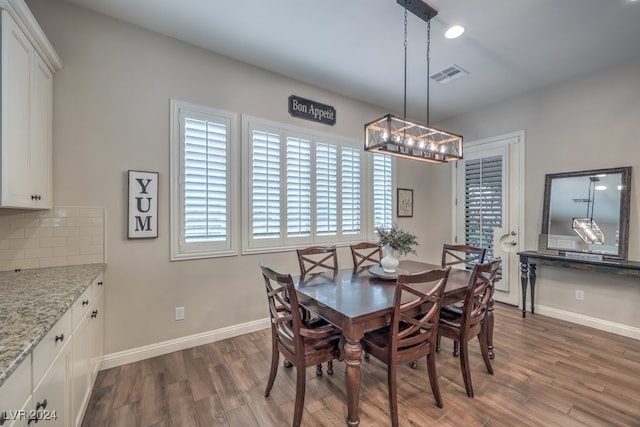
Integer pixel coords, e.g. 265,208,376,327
91,310,98,318
36,399,47,410
82,299,89,306
55,334,64,343
30,195,42,200
97,281,103,286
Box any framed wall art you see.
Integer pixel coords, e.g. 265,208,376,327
397,188,413,218
128,170,158,239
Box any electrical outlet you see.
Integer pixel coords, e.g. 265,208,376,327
175,306,185,320
575,290,584,301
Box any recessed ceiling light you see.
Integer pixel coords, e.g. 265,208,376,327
445,25,465,39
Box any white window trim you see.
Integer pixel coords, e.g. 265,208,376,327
169,99,239,260
242,115,380,255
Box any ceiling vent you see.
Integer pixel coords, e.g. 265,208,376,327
430,64,468,84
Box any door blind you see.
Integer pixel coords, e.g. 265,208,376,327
286,136,312,237
464,155,503,259
372,154,393,230
316,142,338,236
341,147,361,234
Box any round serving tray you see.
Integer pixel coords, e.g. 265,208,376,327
368,266,409,280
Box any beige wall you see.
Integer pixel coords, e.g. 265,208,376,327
25,0,438,355
25,0,640,358
436,58,640,329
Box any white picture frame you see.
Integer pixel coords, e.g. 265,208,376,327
128,170,158,239
397,188,413,218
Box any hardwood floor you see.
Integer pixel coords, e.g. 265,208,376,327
82,304,640,426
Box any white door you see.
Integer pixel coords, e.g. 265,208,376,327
453,131,524,306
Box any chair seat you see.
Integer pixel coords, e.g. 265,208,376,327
363,325,434,365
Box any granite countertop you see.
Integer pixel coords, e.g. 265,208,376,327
0,264,105,387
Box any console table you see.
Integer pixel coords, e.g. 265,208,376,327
517,251,640,318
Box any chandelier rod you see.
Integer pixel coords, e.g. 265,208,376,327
403,8,408,120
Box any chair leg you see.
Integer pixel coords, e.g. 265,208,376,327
327,360,334,375
478,329,494,375
436,333,442,353
265,339,279,397
426,353,443,408
388,364,399,427
293,364,307,427
458,340,474,398
453,340,460,357
316,363,323,376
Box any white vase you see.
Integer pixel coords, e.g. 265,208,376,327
380,244,399,273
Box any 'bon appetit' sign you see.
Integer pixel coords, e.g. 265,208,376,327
288,95,336,126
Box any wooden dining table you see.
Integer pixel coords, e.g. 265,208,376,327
294,260,495,426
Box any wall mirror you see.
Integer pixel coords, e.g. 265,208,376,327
541,166,632,261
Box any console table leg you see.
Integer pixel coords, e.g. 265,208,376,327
530,264,536,314
520,262,528,318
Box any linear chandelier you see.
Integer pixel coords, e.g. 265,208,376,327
572,176,605,245
365,0,462,163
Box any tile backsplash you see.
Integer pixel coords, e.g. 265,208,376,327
0,207,105,271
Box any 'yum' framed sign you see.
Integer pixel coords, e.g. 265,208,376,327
128,170,158,239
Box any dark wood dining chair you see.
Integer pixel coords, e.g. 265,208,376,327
437,259,501,398
297,245,338,276
350,242,381,272
441,244,487,269
260,263,341,427
362,267,451,426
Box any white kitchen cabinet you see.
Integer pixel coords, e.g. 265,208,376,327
31,338,71,427
0,355,31,427
71,273,104,427
0,0,61,209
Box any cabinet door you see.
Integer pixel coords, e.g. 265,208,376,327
0,11,53,209
29,52,53,207
89,288,105,381
71,312,90,427
32,340,70,427
1,11,31,207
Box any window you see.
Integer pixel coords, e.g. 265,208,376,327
463,154,503,260
372,153,394,231
170,100,237,260
243,117,392,253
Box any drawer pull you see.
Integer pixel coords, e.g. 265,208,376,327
36,399,47,411
0,411,7,425
97,281,103,286
91,310,98,318
82,299,89,306
55,334,64,343
27,414,37,425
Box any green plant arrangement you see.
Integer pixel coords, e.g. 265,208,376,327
375,223,418,256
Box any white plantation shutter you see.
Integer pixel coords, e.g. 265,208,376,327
184,118,228,242
373,153,393,230
464,155,503,259
170,101,236,260
316,142,338,236
251,129,281,239
341,147,361,234
286,136,312,238
242,117,390,252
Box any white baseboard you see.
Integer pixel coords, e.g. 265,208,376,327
535,305,640,340
99,317,271,370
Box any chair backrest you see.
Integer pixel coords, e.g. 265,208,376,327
260,263,304,355
350,242,381,271
441,244,487,269
297,246,338,276
391,267,451,357
460,259,501,334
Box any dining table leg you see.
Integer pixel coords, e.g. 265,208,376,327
343,335,363,426
486,298,495,359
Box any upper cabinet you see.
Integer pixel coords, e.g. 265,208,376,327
0,0,62,209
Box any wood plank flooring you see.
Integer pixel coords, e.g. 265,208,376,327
82,304,640,426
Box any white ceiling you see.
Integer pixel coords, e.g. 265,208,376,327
62,0,640,122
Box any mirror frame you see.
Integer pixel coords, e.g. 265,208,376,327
541,166,632,261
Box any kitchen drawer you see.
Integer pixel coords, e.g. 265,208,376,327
0,357,31,422
32,309,71,388
71,285,92,331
